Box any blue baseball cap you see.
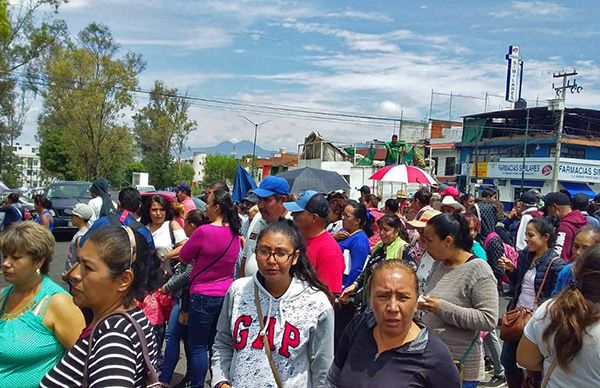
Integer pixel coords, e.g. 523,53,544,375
175,183,191,195
252,176,290,198
284,190,329,218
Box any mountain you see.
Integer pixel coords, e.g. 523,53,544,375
179,140,279,159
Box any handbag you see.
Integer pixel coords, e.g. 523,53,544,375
500,257,559,341
82,311,160,387
254,284,284,388
179,234,237,324
454,332,479,387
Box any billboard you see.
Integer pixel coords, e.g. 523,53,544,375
505,45,522,103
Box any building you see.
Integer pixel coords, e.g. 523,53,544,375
254,149,298,181
182,152,207,185
429,120,462,185
12,143,43,189
456,107,600,206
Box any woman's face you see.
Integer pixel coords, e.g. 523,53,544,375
327,208,339,223
342,205,360,232
379,223,399,245
468,220,478,239
525,223,549,253
423,224,449,261
206,193,220,222
68,240,128,311
369,267,418,336
149,200,167,225
256,231,298,287
1,250,41,285
184,219,198,237
571,231,598,262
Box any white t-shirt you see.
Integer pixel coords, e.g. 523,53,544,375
517,268,537,309
524,300,600,388
148,221,187,254
87,197,118,226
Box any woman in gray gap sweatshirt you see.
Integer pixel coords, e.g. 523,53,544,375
418,213,499,387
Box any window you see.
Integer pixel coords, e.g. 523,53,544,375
561,146,585,159
444,157,456,176
431,157,439,176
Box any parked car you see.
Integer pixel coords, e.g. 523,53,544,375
44,181,92,232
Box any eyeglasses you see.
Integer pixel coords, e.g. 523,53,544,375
255,247,295,263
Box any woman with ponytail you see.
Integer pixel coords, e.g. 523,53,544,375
178,189,242,388
418,213,499,388
211,219,334,388
517,244,600,387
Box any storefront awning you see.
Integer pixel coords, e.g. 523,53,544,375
561,182,597,199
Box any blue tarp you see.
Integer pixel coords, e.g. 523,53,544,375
232,163,257,203
561,182,596,200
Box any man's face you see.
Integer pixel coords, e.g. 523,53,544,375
391,136,398,144
291,210,316,236
258,195,285,223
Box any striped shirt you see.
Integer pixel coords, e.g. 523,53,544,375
40,308,157,388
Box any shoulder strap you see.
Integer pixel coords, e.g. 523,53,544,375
534,256,559,304
460,331,480,363
484,231,498,249
541,357,559,388
82,311,159,387
169,221,176,247
254,284,284,388
189,233,237,284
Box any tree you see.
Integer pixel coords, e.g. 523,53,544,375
117,160,146,188
169,161,194,185
133,80,197,189
37,23,144,184
0,0,67,185
202,155,237,186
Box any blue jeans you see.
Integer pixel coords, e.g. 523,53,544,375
188,293,224,388
159,299,190,384
501,339,521,377
462,381,479,388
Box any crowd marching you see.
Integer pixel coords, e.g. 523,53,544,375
1,175,600,388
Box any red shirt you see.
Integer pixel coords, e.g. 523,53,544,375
305,231,345,294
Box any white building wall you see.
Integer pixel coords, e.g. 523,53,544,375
12,143,43,189
192,153,207,184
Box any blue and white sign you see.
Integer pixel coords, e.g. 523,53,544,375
505,45,522,102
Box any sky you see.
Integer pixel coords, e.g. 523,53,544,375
13,0,600,152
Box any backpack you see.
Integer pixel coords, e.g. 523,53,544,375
484,231,518,283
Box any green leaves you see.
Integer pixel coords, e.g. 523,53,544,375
203,155,238,186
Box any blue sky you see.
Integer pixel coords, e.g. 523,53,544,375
15,0,600,151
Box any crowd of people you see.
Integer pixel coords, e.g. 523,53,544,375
1,176,600,388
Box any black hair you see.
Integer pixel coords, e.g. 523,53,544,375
460,193,474,204
427,213,473,252
257,219,331,299
572,195,590,212
118,187,142,213
368,259,418,296
85,225,162,305
34,194,52,210
378,214,409,242
211,189,241,235
7,193,19,203
209,181,230,193
141,194,174,225
346,200,374,237
186,209,207,226
384,198,399,213
527,217,557,248
413,188,432,207
481,188,495,198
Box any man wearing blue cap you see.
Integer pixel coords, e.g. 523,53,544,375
239,176,291,278
175,182,195,217
285,191,345,295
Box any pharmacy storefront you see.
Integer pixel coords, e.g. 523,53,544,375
463,157,600,204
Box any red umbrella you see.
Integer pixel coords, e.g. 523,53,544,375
369,165,436,184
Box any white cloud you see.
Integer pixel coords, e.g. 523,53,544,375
324,8,393,23
491,1,568,18
303,44,325,52
378,100,403,115
118,26,233,50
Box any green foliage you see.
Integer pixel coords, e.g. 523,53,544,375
117,161,146,188
133,80,197,189
37,23,144,185
0,1,10,45
203,155,237,186
169,161,195,186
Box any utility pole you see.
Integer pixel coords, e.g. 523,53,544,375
241,116,271,179
550,70,582,191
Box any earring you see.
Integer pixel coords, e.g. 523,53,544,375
36,268,41,276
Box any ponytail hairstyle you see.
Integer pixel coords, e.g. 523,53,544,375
543,244,600,371
347,200,374,237
85,225,162,305
257,219,331,300
527,217,556,249
427,213,473,252
211,189,241,236
377,214,408,242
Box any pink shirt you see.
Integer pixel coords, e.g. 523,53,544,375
181,197,196,217
179,224,241,296
306,231,345,294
